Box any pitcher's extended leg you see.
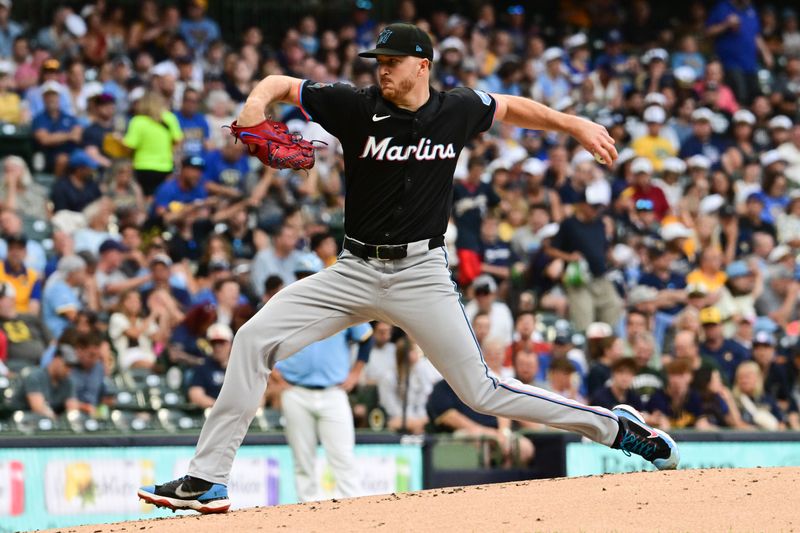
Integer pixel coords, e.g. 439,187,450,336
385,249,621,445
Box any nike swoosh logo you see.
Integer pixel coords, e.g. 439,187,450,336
646,428,660,439
372,114,391,122
174,484,207,498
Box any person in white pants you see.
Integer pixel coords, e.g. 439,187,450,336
272,252,373,502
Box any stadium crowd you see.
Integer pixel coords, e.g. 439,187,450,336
1,0,800,462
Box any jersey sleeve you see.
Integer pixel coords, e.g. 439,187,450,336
298,80,361,138
449,87,497,138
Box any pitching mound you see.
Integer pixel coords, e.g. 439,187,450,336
46,467,798,533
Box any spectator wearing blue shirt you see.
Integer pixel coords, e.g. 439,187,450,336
42,255,86,340
49,150,102,213
479,216,516,287
353,0,376,50
638,243,687,348
176,88,211,159
151,155,209,224
179,0,220,57
32,80,82,176
452,157,500,286
589,358,643,411
671,35,706,79
0,1,22,59
478,60,522,96
24,58,71,118
678,107,729,165
140,254,193,312
203,136,250,197
70,332,111,416
594,30,629,79
531,47,571,106
81,93,117,167
756,172,789,225
699,306,751,385
273,253,373,502
706,0,773,104
188,323,240,408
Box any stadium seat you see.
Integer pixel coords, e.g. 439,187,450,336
110,409,157,432
157,408,205,433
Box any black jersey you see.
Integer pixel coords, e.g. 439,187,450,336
299,80,496,245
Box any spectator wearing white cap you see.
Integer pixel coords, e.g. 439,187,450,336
545,187,622,331
721,109,757,176
464,274,514,346
631,106,676,172
32,79,83,176
640,48,670,95
777,124,800,186
767,115,793,148
187,323,236,410
520,157,562,222
565,32,591,84
652,157,686,211
678,107,729,165
625,157,670,221
523,223,567,317
530,47,570,107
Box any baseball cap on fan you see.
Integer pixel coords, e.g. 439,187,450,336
359,23,433,61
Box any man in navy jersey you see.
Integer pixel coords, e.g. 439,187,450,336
140,23,678,513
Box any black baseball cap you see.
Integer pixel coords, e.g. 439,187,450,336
5,233,27,247
359,23,433,61
182,155,206,170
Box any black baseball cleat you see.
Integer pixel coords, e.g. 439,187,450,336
137,475,230,514
612,404,680,470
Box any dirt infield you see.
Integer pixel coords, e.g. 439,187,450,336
47,467,798,533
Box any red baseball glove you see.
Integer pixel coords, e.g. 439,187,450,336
226,119,321,170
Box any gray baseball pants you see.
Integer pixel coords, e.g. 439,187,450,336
188,241,621,484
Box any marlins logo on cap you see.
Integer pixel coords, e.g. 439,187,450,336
376,28,392,45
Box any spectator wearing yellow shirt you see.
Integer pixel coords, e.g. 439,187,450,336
631,106,676,172
687,247,728,295
0,234,42,315
0,61,26,125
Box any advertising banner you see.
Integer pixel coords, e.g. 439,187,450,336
566,441,800,476
0,443,422,532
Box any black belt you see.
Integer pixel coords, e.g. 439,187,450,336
286,380,327,390
343,235,445,260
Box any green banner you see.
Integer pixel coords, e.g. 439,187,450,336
566,441,800,476
0,443,423,532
